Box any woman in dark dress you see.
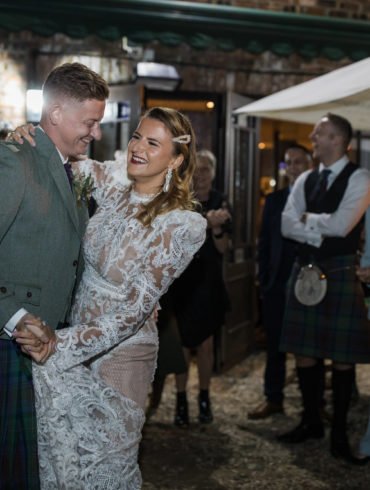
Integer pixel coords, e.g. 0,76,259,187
173,149,231,426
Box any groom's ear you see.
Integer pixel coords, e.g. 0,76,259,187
49,104,62,126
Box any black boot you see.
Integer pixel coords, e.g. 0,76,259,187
174,391,189,427
278,364,324,443
331,368,364,465
198,389,213,424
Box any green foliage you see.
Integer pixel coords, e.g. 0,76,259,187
73,172,95,207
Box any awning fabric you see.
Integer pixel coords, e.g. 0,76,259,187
0,0,369,61
234,57,370,131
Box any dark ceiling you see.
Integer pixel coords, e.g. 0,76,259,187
0,0,369,61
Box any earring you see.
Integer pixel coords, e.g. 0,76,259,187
163,168,173,193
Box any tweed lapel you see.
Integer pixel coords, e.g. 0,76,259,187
49,155,80,233
34,128,80,233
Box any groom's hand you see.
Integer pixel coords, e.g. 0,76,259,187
13,315,56,363
15,313,53,343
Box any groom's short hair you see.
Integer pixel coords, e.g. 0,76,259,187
42,62,109,104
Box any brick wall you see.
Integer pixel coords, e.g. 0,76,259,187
185,0,369,20
151,42,347,97
0,1,367,124
146,1,367,96
0,50,27,128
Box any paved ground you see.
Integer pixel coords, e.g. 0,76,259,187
140,348,370,490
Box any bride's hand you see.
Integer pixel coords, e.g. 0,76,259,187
7,123,36,146
7,125,87,163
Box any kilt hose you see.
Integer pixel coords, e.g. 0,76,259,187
0,340,40,490
280,255,370,363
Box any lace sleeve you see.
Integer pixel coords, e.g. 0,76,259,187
53,211,206,372
75,155,128,205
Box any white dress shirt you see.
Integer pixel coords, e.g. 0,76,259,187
281,155,370,248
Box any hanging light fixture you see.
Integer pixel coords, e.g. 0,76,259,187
135,62,182,91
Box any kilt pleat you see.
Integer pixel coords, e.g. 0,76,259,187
0,340,40,490
280,255,370,363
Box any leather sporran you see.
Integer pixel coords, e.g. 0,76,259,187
294,263,327,306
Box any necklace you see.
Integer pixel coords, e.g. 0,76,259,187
129,187,161,203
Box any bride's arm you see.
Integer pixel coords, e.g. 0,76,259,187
15,212,206,367
53,212,206,372
7,124,127,205
72,157,128,206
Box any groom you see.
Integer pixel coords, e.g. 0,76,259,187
0,62,109,489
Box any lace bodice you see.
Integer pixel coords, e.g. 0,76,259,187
53,159,207,371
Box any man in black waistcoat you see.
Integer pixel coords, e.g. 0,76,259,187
278,113,370,464
249,145,311,419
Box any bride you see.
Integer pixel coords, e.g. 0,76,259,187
13,107,206,489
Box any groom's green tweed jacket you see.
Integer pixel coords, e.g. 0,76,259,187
0,127,88,341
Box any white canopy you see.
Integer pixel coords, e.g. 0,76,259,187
234,57,370,132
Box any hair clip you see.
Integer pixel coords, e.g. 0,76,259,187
172,134,191,144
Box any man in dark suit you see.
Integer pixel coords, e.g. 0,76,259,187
249,144,311,419
0,63,109,489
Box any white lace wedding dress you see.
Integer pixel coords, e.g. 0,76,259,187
32,159,206,490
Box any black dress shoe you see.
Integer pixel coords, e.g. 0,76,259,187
331,439,370,465
353,455,370,466
277,421,324,443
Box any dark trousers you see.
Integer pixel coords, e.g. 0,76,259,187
262,287,287,404
0,340,40,490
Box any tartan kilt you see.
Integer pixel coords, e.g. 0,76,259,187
0,340,40,490
280,255,370,363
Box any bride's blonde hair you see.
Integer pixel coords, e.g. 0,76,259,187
134,107,198,227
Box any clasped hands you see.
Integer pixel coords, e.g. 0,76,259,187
12,313,56,364
206,208,231,230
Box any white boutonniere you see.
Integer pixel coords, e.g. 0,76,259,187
72,172,95,207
